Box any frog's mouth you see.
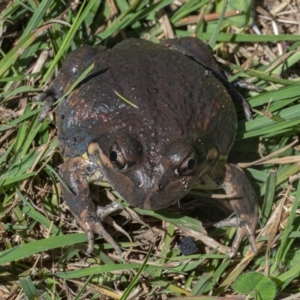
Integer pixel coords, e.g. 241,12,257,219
109,171,196,210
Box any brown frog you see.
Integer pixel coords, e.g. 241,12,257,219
36,38,258,257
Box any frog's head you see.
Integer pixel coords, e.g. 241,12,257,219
88,134,220,210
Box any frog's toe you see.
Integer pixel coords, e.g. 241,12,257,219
33,91,47,102
96,202,124,220
214,217,237,228
86,230,95,255
38,96,54,122
33,90,56,122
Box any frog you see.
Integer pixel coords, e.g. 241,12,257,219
35,37,258,257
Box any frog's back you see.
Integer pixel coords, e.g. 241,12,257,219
57,38,236,160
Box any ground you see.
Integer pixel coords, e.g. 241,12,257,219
1,0,300,299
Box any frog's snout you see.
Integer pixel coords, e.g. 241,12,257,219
113,171,192,211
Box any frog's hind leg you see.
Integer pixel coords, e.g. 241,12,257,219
215,163,258,257
60,156,123,255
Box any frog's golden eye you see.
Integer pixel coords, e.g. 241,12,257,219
177,151,197,175
110,143,127,170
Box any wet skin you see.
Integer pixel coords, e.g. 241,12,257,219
36,38,258,256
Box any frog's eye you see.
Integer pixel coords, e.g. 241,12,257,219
177,152,197,175
110,143,127,170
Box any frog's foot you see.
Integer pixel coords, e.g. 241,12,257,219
60,156,123,255
215,217,257,257
230,77,264,93
230,89,252,120
33,88,57,122
38,97,54,122
219,164,258,256
84,219,122,255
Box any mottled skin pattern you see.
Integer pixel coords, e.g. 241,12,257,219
37,38,258,256
162,38,254,120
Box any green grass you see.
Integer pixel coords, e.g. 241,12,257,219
1,0,300,299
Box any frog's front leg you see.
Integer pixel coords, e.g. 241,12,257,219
60,151,123,255
215,164,258,257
